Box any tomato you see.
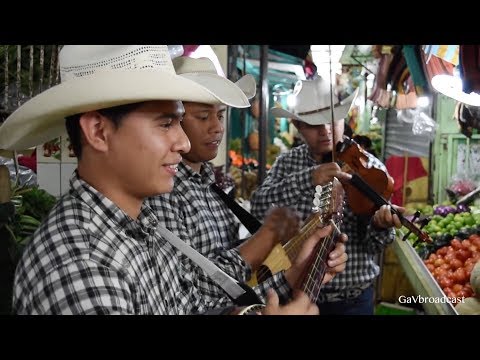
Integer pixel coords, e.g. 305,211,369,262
434,258,445,267
471,237,480,248
451,239,463,250
469,245,478,254
456,249,472,262
437,247,448,256
444,252,456,264
426,263,435,272
450,258,463,270
439,276,453,289
452,283,463,293
440,263,451,271
464,257,476,269
462,239,472,249
453,268,467,284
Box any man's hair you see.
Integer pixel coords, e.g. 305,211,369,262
65,102,145,159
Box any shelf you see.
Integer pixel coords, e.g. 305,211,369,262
392,237,458,315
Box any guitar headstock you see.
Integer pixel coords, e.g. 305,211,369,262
312,177,345,227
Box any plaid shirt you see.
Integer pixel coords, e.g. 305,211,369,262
13,171,235,314
250,144,395,297
147,161,292,304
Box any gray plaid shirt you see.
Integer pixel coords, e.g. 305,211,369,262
250,144,395,296
13,171,235,314
147,161,292,304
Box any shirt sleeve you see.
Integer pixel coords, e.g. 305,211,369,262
151,194,252,283
365,221,396,254
251,155,315,219
253,271,292,304
14,260,135,314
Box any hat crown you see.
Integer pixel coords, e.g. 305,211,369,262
173,56,218,75
293,76,339,114
60,45,175,82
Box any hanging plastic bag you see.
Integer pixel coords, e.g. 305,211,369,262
412,111,437,140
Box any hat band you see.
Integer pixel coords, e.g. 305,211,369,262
297,101,342,116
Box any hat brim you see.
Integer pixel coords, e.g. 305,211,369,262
234,74,256,100
0,69,251,150
271,88,358,125
180,72,254,105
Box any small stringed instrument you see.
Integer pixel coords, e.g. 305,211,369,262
297,177,344,302
247,178,343,287
336,137,431,244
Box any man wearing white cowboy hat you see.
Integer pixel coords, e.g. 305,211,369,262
250,76,403,315
148,56,348,308
3,45,324,315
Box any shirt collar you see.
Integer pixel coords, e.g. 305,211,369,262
69,170,158,238
178,161,216,185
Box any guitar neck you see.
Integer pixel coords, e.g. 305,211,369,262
284,190,333,258
284,214,322,259
299,223,340,303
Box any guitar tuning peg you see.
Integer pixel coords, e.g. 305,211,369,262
313,197,321,207
315,185,322,194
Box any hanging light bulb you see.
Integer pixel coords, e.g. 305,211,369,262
432,69,480,107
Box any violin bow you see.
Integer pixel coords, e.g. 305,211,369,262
328,45,336,162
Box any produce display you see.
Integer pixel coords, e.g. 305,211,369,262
401,202,480,310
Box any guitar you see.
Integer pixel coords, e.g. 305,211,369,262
247,177,343,287
297,177,344,302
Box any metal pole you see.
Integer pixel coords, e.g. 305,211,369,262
226,45,239,175
257,45,269,185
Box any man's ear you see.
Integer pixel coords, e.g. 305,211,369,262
78,111,110,153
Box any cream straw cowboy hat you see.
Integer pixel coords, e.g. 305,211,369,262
173,56,256,100
0,45,251,150
271,76,358,125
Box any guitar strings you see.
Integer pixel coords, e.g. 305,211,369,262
254,186,333,282
303,220,342,302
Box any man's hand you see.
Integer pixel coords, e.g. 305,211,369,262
321,233,348,284
262,289,319,315
372,204,405,229
284,224,332,287
239,207,300,270
259,207,301,245
312,162,351,186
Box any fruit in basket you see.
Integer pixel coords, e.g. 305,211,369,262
423,234,480,299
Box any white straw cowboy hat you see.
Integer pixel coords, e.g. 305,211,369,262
270,76,358,125
0,45,251,150
173,56,256,100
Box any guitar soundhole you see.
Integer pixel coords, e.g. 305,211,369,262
256,265,273,283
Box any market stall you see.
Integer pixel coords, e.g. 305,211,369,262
392,236,458,315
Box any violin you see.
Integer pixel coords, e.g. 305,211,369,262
336,136,394,216
335,136,431,244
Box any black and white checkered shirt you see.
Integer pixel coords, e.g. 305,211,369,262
250,144,395,297
13,171,236,314
147,161,292,304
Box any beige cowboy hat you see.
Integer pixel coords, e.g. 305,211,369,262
0,45,252,150
173,56,256,100
271,76,358,125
